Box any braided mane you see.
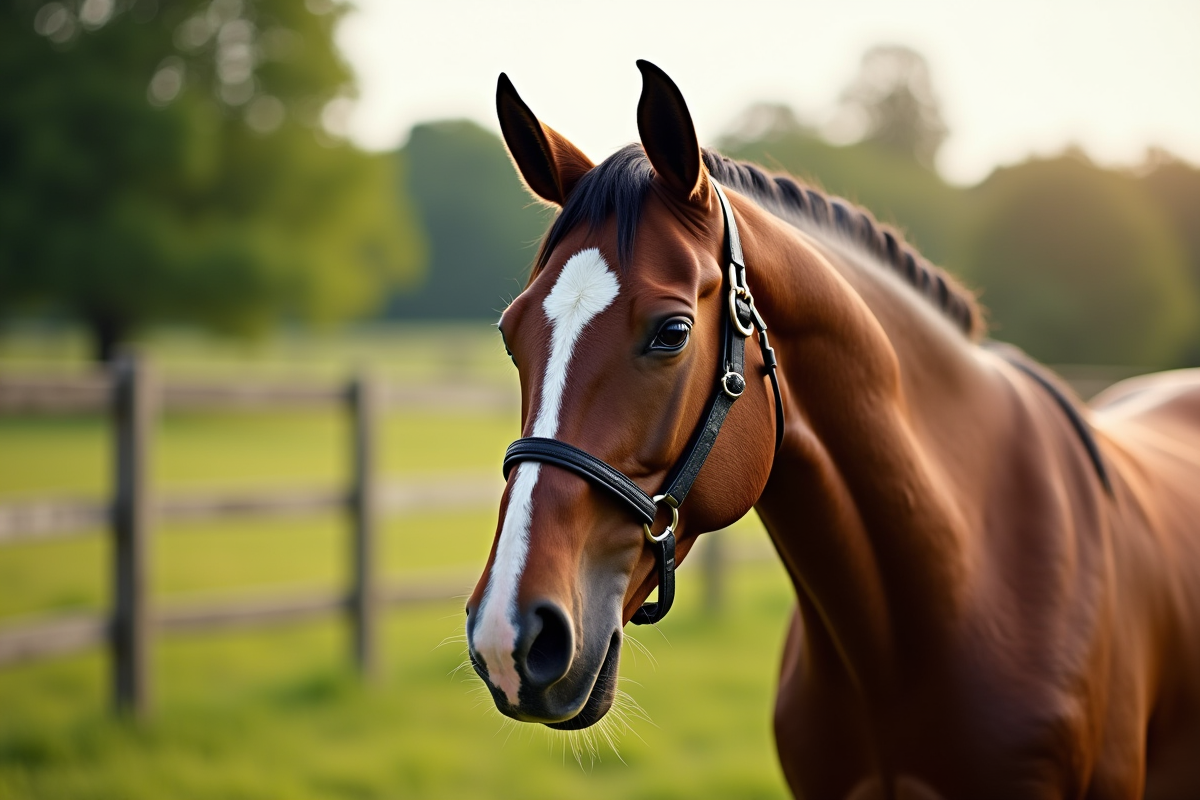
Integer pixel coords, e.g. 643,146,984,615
533,145,984,339
702,151,983,339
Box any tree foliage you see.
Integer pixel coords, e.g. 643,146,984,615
379,44,1200,370
0,0,423,360
720,114,967,269
723,114,1200,367
834,44,949,170
1140,151,1200,364
720,47,1200,368
388,120,552,320
965,154,1197,367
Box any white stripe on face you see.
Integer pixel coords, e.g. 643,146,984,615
473,248,620,705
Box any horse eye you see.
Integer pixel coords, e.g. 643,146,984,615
649,318,691,352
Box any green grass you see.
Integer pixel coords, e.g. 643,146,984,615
0,327,795,799
0,565,794,800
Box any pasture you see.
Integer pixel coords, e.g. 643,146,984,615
0,327,793,800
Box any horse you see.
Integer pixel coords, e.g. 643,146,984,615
464,60,1200,799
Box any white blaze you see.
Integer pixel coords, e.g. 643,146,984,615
474,248,620,705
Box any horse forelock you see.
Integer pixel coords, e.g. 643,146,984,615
531,145,984,340
533,144,653,279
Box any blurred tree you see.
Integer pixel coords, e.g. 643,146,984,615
717,52,1200,369
965,153,1197,367
1139,149,1200,365
722,102,813,144
721,112,968,270
832,44,949,170
0,0,423,361
388,120,552,320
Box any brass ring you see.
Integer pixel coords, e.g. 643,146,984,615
728,266,756,337
642,494,679,543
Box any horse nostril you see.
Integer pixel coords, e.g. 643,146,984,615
524,603,573,687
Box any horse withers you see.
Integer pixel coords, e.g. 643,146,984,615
464,61,1200,799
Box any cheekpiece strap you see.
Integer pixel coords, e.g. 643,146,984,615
654,181,754,508
712,181,785,453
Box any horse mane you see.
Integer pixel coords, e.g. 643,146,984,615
532,144,985,340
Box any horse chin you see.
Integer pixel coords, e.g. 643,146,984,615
544,632,621,731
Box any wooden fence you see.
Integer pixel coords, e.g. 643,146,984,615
0,357,1133,717
0,355,513,716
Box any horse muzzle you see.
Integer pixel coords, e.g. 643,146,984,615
466,598,622,729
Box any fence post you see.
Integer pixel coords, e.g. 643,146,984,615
348,373,379,682
112,352,155,716
702,531,725,616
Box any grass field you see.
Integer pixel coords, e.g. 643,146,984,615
0,327,796,799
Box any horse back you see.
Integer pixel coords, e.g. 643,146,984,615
1091,368,1200,618
1092,368,1200,527
1090,369,1200,794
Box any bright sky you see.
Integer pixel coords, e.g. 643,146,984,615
335,0,1200,185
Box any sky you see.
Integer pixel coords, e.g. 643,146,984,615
334,0,1200,186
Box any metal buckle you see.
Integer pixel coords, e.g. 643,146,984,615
721,371,746,398
642,494,679,543
728,264,756,337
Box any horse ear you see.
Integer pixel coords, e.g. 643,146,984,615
636,60,703,199
496,73,594,206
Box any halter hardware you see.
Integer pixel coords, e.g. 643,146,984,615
728,264,758,338
501,181,784,626
643,494,679,543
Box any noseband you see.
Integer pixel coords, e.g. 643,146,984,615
502,182,784,625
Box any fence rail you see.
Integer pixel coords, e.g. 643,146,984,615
0,372,518,414
0,569,484,667
0,358,1133,716
0,478,503,544
0,356,508,716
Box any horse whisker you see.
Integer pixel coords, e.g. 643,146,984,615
623,631,659,669
436,633,468,650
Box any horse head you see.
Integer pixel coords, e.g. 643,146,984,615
464,62,779,729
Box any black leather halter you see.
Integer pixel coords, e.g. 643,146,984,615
502,181,784,625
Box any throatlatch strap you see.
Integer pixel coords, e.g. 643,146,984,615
712,181,785,453
655,300,748,508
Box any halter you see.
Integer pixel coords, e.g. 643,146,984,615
502,181,784,625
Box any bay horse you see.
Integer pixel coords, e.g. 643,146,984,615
465,61,1200,799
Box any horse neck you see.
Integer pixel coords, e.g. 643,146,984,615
742,205,995,694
